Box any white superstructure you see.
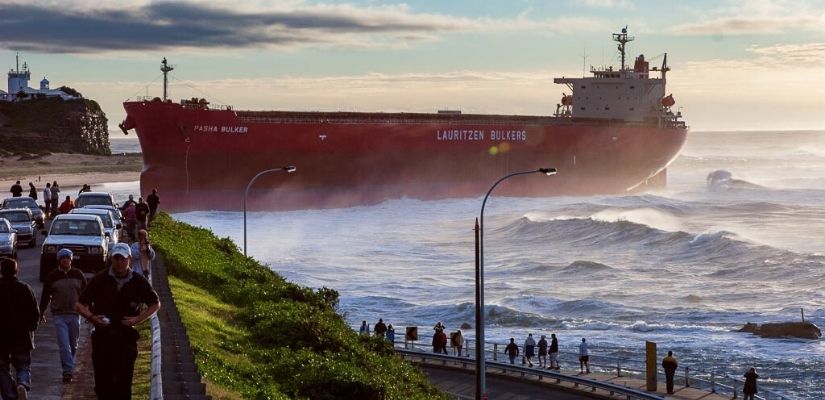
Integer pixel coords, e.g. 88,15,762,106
554,27,681,125
1,54,78,102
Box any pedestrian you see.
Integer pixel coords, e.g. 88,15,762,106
386,324,395,344
524,333,536,367
504,338,519,364
359,320,370,336
451,329,464,356
38,249,87,383
743,367,759,400
147,188,160,225
124,202,137,239
537,335,548,368
75,243,161,399
549,333,560,370
43,183,52,220
9,181,23,197
0,258,39,400
129,229,156,280
662,350,678,394
27,183,36,200
58,195,74,215
120,194,137,211
374,318,387,337
50,182,60,216
436,327,448,354
78,184,91,195
578,338,590,374
136,198,150,230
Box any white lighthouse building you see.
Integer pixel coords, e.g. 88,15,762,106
1,54,79,102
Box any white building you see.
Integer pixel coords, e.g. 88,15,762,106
1,55,79,102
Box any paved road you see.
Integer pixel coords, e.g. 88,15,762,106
12,229,93,399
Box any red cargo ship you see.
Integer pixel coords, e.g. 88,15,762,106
120,29,687,211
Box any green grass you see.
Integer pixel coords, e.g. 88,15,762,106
132,322,152,397
152,213,447,400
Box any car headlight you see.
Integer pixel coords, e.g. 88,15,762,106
88,246,103,255
44,245,58,253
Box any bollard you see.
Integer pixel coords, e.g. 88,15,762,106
493,343,498,361
733,381,738,399
685,366,690,387
617,360,622,377
711,372,716,393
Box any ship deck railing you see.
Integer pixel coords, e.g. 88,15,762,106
361,328,795,400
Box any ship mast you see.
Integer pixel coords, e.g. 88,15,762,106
612,26,634,70
160,58,174,101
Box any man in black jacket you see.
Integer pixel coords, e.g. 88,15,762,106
0,257,39,400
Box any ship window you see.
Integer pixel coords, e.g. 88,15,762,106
580,85,586,89
580,107,586,110
630,86,635,89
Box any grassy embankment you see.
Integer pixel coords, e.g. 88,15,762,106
151,213,447,399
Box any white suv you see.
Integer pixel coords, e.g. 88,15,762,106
40,214,109,281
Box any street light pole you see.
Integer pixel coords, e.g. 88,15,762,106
475,167,557,400
244,166,296,257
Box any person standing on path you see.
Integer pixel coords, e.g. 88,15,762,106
0,258,40,400
523,333,536,367
374,318,387,338
75,243,160,399
451,329,463,357
123,203,137,239
58,196,74,215
548,333,559,370
537,335,548,368
129,230,156,280
504,338,519,364
147,189,160,226
662,351,678,394
359,321,369,336
42,183,52,220
27,183,36,200
578,338,590,374
50,182,60,217
38,249,87,383
135,198,150,231
9,181,23,197
743,367,759,400
386,325,395,344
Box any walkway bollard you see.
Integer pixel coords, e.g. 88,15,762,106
733,381,738,399
493,343,498,361
685,366,690,387
617,360,622,377
711,372,716,393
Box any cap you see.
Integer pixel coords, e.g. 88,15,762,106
57,248,73,259
111,242,131,258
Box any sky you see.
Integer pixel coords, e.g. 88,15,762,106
1,0,825,132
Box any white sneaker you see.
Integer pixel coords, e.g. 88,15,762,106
16,384,28,400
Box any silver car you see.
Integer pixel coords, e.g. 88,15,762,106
69,208,121,250
0,218,17,258
1,196,44,228
0,208,36,248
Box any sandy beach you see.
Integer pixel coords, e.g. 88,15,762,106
0,152,141,189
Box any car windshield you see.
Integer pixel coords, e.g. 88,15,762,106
3,198,38,209
50,220,101,236
0,212,29,222
76,195,113,207
72,212,113,228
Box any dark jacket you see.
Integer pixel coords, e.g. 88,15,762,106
549,337,559,353
505,342,519,357
0,276,40,352
743,370,758,394
662,355,678,375
40,267,87,316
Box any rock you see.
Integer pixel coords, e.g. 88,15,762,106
460,322,472,330
739,322,821,340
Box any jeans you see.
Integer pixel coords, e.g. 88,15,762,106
53,314,80,374
0,352,31,399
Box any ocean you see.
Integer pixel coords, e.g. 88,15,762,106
144,130,822,398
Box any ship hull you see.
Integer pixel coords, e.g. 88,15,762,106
123,101,687,211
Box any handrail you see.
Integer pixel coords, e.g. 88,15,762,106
395,348,663,400
149,271,163,400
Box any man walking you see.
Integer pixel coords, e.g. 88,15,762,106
504,338,519,364
39,249,87,383
76,243,160,399
578,338,590,374
0,258,39,400
147,189,160,225
42,183,52,220
548,333,559,370
662,350,678,394
50,182,60,217
9,181,23,197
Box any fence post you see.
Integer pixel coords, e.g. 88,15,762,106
711,372,716,393
493,343,498,361
617,359,622,377
732,380,738,399
685,366,690,387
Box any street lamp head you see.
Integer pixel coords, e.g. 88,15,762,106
539,167,557,176
284,166,297,173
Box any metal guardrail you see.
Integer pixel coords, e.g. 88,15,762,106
367,328,794,400
396,348,663,400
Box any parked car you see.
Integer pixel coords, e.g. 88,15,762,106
1,196,44,228
75,192,116,208
40,214,109,281
0,218,17,258
69,208,121,250
0,208,36,248
84,204,124,223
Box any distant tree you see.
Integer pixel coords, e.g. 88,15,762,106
58,86,83,97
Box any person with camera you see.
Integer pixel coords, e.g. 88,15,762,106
76,243,160,399
130,229,156,281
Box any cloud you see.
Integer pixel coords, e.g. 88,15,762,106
667,0,825,35
0,1,606,53
574,0,634,8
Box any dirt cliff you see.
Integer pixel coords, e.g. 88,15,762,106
0,97,110,155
